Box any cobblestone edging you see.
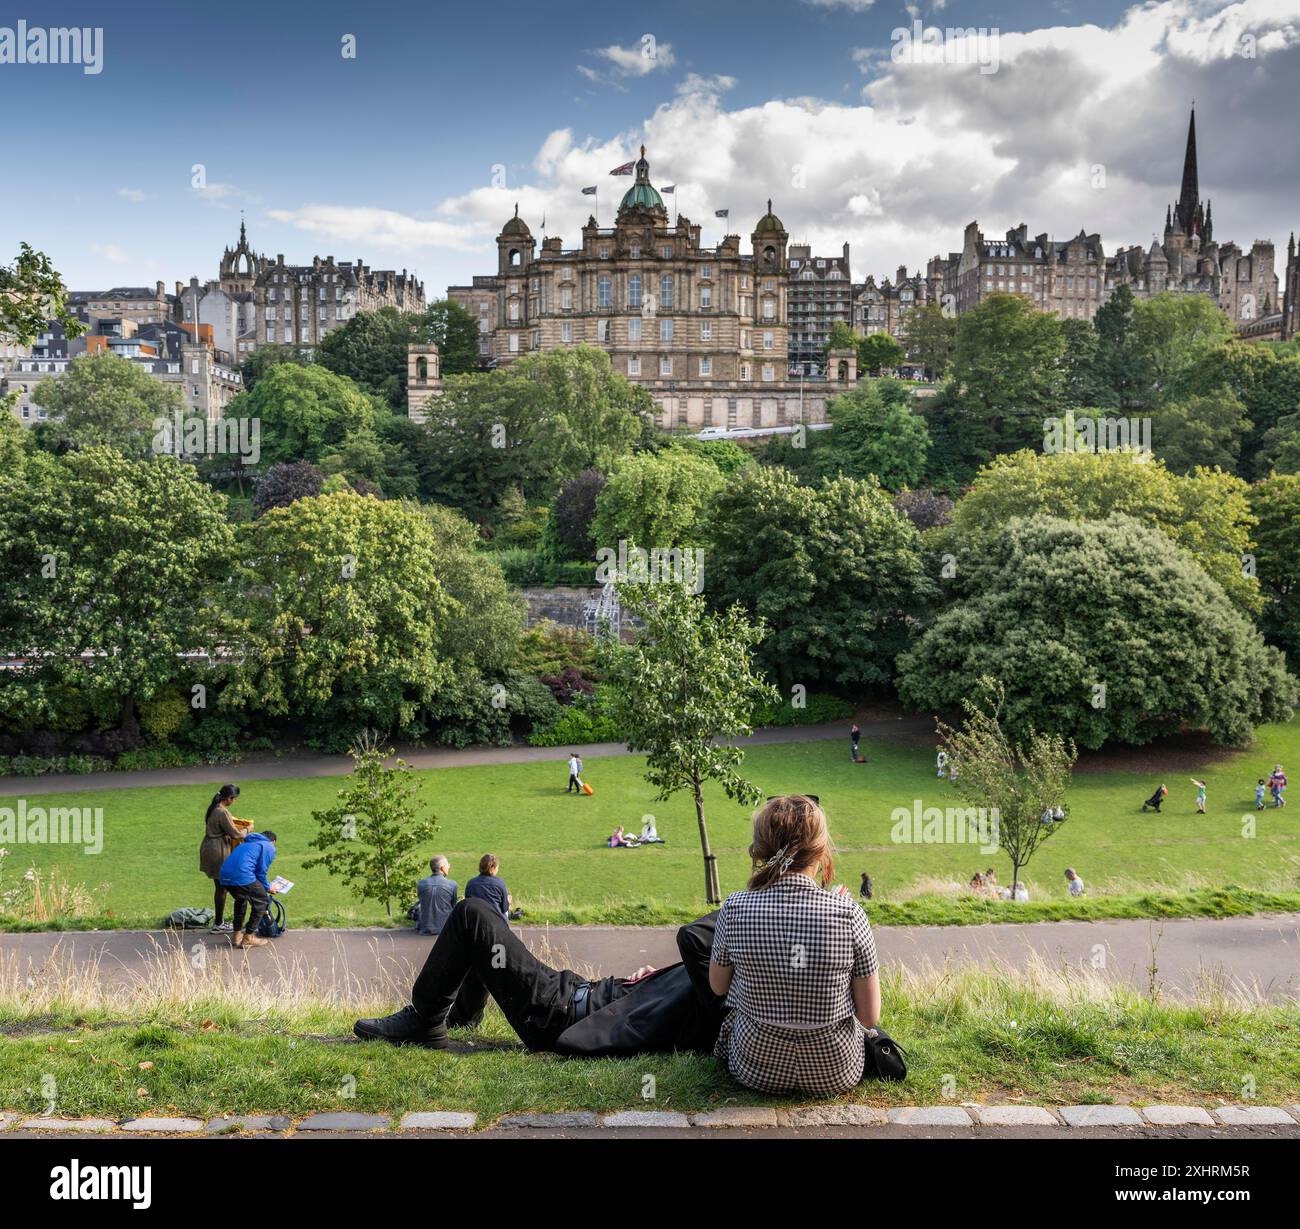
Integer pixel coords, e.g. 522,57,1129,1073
2,1105,1299,1134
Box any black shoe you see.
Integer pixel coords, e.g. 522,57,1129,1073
353,1005,450,1048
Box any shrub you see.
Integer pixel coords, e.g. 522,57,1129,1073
138,688,191,745
527,692,621,747
752,693,855,726
183,717,245,762
115,746,196,772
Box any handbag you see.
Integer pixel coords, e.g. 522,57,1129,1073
863,1027,907,1081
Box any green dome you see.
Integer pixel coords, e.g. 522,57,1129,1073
618,146,666,215
754,199,784,233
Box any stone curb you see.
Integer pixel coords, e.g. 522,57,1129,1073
3,1104,1298,1135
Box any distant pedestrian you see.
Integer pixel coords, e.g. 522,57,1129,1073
936,748,948,778
1141,783,1168,813
1269,765,1288,808
1256,778,1267,810
566,752,582,794
859,872,873,901
850,723,861,762
1064,867,1085,897
1190,778,1207,814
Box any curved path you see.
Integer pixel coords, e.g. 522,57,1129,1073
8,912,1298,1003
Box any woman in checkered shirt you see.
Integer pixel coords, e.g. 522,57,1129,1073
708,794,882,1095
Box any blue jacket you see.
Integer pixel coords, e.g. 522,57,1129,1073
416,874,458,935
219,832,277,888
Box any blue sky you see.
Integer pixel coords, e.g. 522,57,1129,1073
2,0,1295,297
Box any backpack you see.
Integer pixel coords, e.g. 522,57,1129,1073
163,906,214,929
255,896,287,938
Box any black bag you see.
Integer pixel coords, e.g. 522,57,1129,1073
863,1027,907,1081
255,896,286,939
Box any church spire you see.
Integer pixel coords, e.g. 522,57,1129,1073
1175,105,1199,235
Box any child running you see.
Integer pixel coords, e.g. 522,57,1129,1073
1256,778,1267,810
1190,778,1207,814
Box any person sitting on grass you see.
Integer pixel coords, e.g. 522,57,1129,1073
1064,867,1085,897
218,829,279,950
707,795,882,1096
353,903,726,1056
464,853,511,921
416,856,458,937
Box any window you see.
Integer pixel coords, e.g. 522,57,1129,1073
598,319,611,343
628,356,641,376
190,358,200,375
561,322,573,343
318,288,326,300
740,329,749,348
659,357,672,376
509,334,520,352
700,357,712,376
741,363,750,380
268,289,277,302
630,244,640,259
660,276,674,309
335,307,345,320
597,276,611,309
762,364,774,382
599,245,610,259
509,300,519,321
700,264,711,280
700,321,712,341
662,245,672,259
532,330,541,350
701,287,712,308
561,285,572,310
628,275,642,308
660,318,673,342
628,317,641,342
763,331,774,350
266,307,277,321
763,299,775,320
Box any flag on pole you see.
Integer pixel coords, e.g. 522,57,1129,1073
661,185,675,194
581,185,597,195
714,209,729,218
610,160,636,176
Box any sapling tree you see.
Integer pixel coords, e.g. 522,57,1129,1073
306,733,439,917
599,581,778,905
936,678,1076,896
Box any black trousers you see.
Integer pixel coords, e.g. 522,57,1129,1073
412,899,625,1051
567,773,580,793
226,880,270,934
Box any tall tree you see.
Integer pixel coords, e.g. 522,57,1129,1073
599,582,778,904
1092,282,1144,408
0,243,83,347
421,299,480,375
592,448,722,551
316,306,423,408
900,300,958,380
1248,474,1300,659
857,332,906,376
817,381,930,489
1131,291,1234,400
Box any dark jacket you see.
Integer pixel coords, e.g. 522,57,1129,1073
417,874,458,935
219,832,276,888
551,912,724,1058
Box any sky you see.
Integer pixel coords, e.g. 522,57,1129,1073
2,0,1298,298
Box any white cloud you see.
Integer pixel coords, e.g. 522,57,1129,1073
92,243,131,265
578,37,675,87
117,188,147,202
266,204,489,253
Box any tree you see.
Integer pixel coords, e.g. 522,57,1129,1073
941,448,1260,612
822,320,860,366
1151,391,1251,475
239,342,313,392
945,293,1066,464
32,351,184,455
1092,283,1144,408
599,582,779,904
706,467,935,691
421,299,480,375
316,306,423,408
935,679,1075,896
857,332,905,376
0,447,235,732
253,460,324,515
893,487,954,531
899,513,1296,749
817,381,930,489
1130,292,1234,399
592,448,722,551
306,734,439,918
230,492,458,745
0,243,83,347
225,362,375,468
1060,318,1109,409
545,468,607,561
1248,475,1300,658
900,301,958,380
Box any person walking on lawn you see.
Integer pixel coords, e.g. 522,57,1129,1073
566,752,582,794
218,829,279,949
850,723,861,762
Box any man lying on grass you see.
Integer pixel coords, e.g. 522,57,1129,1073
356,795,888,1095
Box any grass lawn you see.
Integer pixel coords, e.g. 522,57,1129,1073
2,957,1297,1122
2,721,1298,929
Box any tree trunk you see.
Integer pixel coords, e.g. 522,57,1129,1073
693,774,720,906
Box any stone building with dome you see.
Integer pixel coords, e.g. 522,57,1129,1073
448,147,844,431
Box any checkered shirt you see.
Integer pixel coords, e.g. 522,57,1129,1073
710,874,879,1095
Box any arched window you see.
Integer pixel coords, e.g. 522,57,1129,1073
416,357,428,381
508,249,521,267
764,245,776,264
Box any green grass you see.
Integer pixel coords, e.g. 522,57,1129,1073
2,721,1298,929
2,960,1297,1122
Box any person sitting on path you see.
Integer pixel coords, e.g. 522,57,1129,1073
416,856,458,936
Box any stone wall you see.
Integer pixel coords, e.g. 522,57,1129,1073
521,586,602,629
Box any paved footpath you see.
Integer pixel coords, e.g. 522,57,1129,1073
8,911,1299,1002
0,718,926,796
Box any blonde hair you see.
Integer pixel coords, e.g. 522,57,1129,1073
747,795,834,890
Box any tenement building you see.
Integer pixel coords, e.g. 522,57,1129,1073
786,243,852,374
447,148,838,430
854,265,935,342
181,220,425,359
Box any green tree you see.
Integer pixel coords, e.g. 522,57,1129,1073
941,448,1260,612
1092,282,1144,408
421,299,480,375
306,735,440,918
899,513,1295,749
239,342,313,392
706,467,935,691
0,447,235,731
857,331,906,376
544,469,606,561
316,306,423,408
935,678,1076,895
1151,391,1251,475
592,448,723,551
226,362,376,468
1248,474,1300,658
32,351,184,455
817,381,929,489
0,243,83,347
900,301,958,380
946,293,1066,464
1059,318,1109,409
1131,292,1234,399
598,582,779,904
230,491,457,744
822,320,860,364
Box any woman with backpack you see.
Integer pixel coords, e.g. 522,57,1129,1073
199,784,246,934
708,794,884,1095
